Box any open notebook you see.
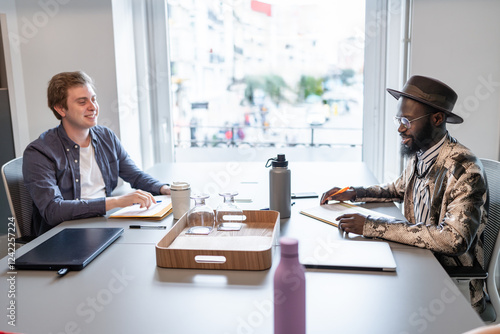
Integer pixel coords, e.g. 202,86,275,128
15,228,123,271
109,195,172,220
300,202,394,227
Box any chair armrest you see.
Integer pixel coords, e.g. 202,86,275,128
444,261,488,280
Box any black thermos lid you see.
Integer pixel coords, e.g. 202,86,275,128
272,154,288,167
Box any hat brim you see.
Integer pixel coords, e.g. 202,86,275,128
387,88,464,124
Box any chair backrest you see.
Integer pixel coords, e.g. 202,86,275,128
480,158,500,271
1,157,34,239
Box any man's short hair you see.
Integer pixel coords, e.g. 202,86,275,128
47,71,95,120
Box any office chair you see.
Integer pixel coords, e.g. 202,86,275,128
1,157,36,244
445,158,500,323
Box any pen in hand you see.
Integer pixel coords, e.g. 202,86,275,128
321,186,350,205
331,187,350,197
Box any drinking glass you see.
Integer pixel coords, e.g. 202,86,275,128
186,194,215,235
216,191,245,231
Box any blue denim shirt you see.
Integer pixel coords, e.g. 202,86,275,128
23,124,166,236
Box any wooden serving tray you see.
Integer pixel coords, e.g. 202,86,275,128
155,210,280,270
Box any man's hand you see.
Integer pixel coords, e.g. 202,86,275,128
336,213,366,235
160,185,171,195
106,189,157,211
320,187,356,205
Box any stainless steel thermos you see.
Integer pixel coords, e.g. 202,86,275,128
266,154,291,218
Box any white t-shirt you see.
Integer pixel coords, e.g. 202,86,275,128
80,144,106,199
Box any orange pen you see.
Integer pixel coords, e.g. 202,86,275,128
322,186,350,204
331,186,350,197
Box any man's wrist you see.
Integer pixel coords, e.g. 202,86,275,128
349,187,357,201
160,184,171,195
105,196,118,211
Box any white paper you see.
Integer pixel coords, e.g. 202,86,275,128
110,195,171,217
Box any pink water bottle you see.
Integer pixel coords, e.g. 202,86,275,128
274,237,306,334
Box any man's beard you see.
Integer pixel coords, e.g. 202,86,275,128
400,120,435,157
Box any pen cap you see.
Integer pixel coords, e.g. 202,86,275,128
279,237,299,257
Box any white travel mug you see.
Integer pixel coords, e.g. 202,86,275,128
170,182,191,220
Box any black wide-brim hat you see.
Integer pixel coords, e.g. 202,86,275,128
387,75,463,124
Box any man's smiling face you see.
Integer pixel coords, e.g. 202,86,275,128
55,84,99,131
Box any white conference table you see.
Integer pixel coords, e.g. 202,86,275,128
0,162,484,333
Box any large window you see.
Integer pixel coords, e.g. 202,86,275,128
166,0,365,162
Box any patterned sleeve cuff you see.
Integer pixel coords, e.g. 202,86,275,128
361,215,371,235
362,215,393,238
352,186,366,202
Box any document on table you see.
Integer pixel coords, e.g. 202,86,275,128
109,195,172,220
300,202,393,227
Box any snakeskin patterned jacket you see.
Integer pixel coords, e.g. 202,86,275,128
353,133,487,311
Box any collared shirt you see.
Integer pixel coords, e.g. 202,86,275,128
413,134,447,224
355,132,488,312
23,124,166,236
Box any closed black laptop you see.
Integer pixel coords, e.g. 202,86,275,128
15,228,124,271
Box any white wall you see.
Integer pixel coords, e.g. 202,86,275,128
14,0,121,145
410,0,500,160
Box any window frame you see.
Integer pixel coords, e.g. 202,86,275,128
122,0,411,180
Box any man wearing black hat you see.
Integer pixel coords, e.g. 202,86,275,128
321,75,487,314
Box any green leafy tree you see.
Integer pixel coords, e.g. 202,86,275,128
298,75,324,101
244,75,288,105
265,75,287,104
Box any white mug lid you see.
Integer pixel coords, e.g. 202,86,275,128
171,181,190,190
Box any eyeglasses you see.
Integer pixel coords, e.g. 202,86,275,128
393,114,431,130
